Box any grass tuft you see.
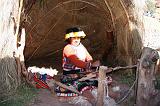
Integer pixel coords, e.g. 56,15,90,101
119,73,135,87
0,83,37,106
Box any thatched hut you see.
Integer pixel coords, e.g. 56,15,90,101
1,0,159,101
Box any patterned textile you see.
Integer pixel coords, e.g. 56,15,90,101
33,73,50,89
55,73,98,97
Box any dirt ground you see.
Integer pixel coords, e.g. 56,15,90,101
27,75,133,106
28,89,74,106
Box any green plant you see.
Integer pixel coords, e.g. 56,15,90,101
155,75,160,90
120,73,135,87
0,84,37,106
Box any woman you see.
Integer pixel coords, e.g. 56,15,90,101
63,27,92,76
56,27,98,100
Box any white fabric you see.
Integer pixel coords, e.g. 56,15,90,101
27,66,58,77
71,43,87,61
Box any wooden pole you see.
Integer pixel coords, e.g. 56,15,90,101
96,66,106,106
136,47,159,106
46,79,81,95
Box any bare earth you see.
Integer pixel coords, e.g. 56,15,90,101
28,89,74,106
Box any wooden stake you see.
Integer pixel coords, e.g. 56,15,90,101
96,66,106,106
136,47,159,106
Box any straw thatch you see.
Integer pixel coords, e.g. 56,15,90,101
0,0,20,99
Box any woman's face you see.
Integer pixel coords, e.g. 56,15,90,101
70,37,81,46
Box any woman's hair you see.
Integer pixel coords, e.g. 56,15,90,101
65,27,82,34
65,38,71,44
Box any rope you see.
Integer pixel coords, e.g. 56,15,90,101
115,64,138,105
97,65,138,105
98,77,111,98
106,80,109,98
116,80,136,105
98,74,137,105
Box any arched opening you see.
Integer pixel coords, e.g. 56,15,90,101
24,0,138,71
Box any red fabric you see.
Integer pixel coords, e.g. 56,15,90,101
33,74,49,89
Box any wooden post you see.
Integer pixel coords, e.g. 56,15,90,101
136,47,159,106
96,66,106,106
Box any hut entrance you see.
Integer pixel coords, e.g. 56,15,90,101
24,0,135,71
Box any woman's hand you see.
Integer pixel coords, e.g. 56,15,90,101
91,60,100,68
